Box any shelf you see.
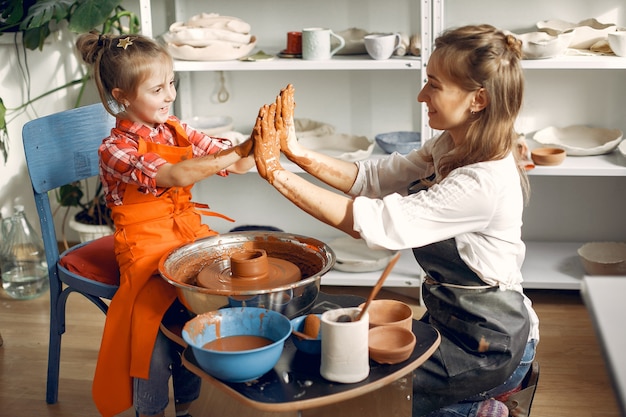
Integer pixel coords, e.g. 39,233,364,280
320,249,422,288
521,54,626,70
527,152,626,176
521,241,586,290
173,55,422,72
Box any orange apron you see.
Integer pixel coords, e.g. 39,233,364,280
92,121,232,417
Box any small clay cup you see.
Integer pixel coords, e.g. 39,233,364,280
359,299,413,330
368,325,416,364
531,147,566,166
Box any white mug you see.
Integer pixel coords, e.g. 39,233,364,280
364,32,402,60
320,307,370,383
302,27,345,60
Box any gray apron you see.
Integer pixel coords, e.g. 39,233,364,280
408,178,530,416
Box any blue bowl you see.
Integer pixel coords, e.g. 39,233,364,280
375,131,421,154
182,307,291,382
290,314,322,355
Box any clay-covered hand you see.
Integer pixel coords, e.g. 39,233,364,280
275,84,300,159
252,103,283,184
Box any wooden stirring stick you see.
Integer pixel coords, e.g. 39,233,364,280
355,252,402,322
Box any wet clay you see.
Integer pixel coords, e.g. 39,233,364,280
196,249,301,291
203,335,273,351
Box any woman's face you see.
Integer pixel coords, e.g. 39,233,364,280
123,64,176,128
417,52,477,144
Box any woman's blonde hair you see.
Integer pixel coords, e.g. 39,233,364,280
427,24,529,198
76,32,173,116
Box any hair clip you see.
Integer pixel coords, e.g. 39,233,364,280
117,37,134,49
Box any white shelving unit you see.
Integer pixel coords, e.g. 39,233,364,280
139,0,626,291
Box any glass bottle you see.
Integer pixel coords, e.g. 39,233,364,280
1,205,49,299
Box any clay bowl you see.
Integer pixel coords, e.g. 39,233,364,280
578,242,626,276
290,314,322,355
159,232,335,319
358,299,413,330
182,307,291,382
531,147,566,166
368,325,416,365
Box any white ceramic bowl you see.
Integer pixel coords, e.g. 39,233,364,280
617,140,626,166
183,115,234,135
608,30,626,57
578,242,626,276
536,18,616,50
297,134,374,162
328,236,397,272
166,36,257,61
532,125,623,156
516,31,573,59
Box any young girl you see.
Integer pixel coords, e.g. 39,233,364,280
75,32,255,417
253,25,539,417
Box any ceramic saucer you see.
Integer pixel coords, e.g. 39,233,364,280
278,49,302,58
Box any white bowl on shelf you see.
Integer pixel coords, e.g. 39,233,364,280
297,134,374,162
183,115,234,135
536,18,616,50
608,30,626,57
515,31,573,59
532,125,623,156
328,237,397,272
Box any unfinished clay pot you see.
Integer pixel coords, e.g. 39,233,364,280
368,325,416,364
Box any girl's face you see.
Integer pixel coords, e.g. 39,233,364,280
417,52,478,144
124,65,176,128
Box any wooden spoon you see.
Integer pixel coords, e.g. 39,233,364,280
355,252,401,322
292,329,316,340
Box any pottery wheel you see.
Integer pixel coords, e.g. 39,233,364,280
196,251,301,291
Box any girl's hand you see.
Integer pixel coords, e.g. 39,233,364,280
275,84,300,159
234,137,254,158
252,103,283,184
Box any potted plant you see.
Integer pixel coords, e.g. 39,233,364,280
0,0,140,163
55,179,113,247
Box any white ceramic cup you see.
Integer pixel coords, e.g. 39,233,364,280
608,31,626,57
364,32,402,60
302,27,345,60
320,307,369,383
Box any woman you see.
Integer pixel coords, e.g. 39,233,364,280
253,25,539,417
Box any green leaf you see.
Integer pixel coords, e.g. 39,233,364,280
22,25,50,50
20,0,73,30
69,0,123,33
1,0,27,27
57,182,84,207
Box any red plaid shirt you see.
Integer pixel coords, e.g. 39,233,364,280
99,116,231,206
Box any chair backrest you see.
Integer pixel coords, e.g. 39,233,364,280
22,103,115,264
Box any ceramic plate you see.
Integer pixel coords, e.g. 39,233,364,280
294,118,335,138
328,237,397,273
183,115,234,135
532,125,623,156
298,134,374,162
166,36,257,61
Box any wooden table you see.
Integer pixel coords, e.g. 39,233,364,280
164,292,440,417
581,276,626,417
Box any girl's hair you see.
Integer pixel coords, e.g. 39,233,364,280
75,32,173,116
427,24,529,198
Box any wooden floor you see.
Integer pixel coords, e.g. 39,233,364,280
0,287,621,417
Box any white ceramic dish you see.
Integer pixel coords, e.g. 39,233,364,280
536,18,616,50
515,31,573,59
183,115,234,135
298,133,374,162
333,27,368,55
328,237,397,273
166,36,257,61
532,125,623,156
294,118,335,138
608,30,626,57
617,140,626,166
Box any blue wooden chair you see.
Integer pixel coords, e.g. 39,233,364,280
22,103,120,404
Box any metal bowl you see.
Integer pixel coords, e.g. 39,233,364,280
159,232,335,318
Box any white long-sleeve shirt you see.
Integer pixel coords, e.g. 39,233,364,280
348,133,539,341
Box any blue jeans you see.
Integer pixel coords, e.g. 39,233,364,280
424,339,537,417
134,330,201,416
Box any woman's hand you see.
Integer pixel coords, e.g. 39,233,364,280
252,103,283,184
275,84,300,160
